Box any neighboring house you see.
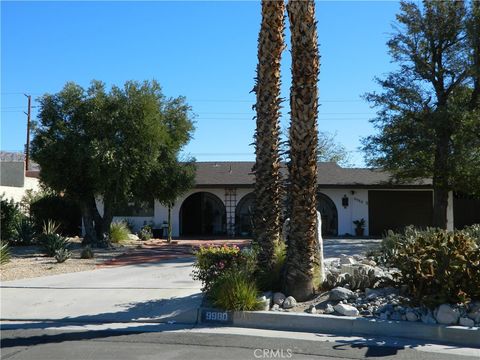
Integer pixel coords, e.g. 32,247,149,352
105,162,478,237
0,152,40,203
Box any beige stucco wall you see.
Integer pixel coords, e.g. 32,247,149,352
0,176,40,204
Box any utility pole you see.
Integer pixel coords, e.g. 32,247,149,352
24,94,31,171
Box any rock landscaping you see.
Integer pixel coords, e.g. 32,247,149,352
260,254,480,328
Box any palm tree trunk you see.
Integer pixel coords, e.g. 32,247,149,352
253,0,285,274
285,0,320,301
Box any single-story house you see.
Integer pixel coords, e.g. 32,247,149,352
105,162,480,238
2,153,478,238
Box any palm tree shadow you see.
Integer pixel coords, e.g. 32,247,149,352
1,293,203,348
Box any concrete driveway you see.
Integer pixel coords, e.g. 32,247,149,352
323,238,381,258
1,238,380,325
1,258,202,324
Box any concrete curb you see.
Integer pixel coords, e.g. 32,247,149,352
197,307,480,348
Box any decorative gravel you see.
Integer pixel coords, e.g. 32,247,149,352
0,237,143,281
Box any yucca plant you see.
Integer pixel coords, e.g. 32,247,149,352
13,218,37,245
0,242,11,265
209,270,263,311
109,222,131,243
42,219,60,236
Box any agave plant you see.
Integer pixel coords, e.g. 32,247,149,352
14,218,37,245
55,248,72,263
42,233,70,257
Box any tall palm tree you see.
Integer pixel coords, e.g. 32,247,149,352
284,0,320,301
252,0,285,275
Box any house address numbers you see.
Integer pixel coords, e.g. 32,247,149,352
200,309,233,324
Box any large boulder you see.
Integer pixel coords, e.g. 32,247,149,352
283,296,297,309
467,301,480,323
406,311,418,322
324,303,335,314
273,292,286,306
329,287,354,301
434,304,460,325
459,317,475,327
334,303,359,316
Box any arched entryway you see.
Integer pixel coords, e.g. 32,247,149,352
317,192,338,236
235,192,255,237
179,192,226,236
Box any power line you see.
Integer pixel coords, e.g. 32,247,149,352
196,111,374,115
194,117,372,121
190,99,363,103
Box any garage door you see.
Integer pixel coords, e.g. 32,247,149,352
368,190,433,236
454,193,480,229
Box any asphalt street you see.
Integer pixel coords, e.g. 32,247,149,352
1,322,479,360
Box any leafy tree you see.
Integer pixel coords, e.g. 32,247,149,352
252,0,285,282
140,153,196,242
317,131,351,167
284,0,321,301
363,0,480,229
31,80,194,245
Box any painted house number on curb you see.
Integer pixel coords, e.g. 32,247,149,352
201,309,233,324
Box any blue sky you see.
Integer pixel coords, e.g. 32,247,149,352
1,1,400,167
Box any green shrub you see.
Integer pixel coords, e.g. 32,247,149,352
109,222,131,243
30,195,81,236
1,195,23,241
192,243,253,293
0,242,11,265
13,218,37,245
138,224,153,241
41,233,70,257
80,246,94,259
209,269,263,311
462,224,480,245
378,226,480,306
55,248,71,263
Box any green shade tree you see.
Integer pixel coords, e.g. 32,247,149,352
363,0,480,229
31,80,194,245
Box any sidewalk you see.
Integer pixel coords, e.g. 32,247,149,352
1,258,202,324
